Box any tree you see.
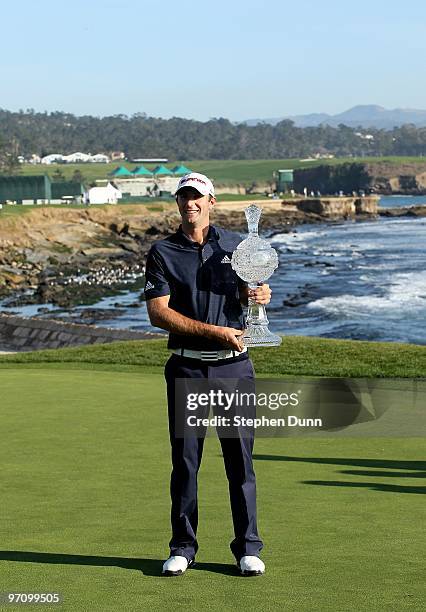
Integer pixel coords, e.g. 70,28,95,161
52,168,66,182
0,108,426,160
0,137,20,175
71,169,85,185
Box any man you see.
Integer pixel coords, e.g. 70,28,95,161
144,172,271,577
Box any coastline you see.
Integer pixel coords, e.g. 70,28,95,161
0,198,425,311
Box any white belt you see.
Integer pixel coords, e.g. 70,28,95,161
172,347,247,361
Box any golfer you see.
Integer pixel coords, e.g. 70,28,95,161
144,172,271,576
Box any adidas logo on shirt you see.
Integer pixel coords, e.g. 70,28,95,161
145,281,155,291
221,255,231,264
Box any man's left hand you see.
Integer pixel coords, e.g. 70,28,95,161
249,283,272,305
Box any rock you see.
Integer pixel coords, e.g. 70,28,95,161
74,308,125,322
0,199,420,308
379,206,426,218
283,299,301,307
296,198,356,218
355,197,379,214
406,206,426,217
304,260,329,267
118,240,140,253
145,226,162,236
109,222,129,235
80,247,125,258
1,271,27,285
283,291,312,307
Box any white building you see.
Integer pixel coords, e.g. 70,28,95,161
355,132,374,140
87,182,122,204
40,152,111,164
63,152,92,163
91,154,110,163
41,154,64,164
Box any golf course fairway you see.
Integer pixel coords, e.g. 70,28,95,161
0,366,424,611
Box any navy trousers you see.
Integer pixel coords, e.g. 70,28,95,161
164,352,264,562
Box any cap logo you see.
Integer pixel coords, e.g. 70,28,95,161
180,176,207,187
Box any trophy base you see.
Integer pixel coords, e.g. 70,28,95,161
242,325,282,347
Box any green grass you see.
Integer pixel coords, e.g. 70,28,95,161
0,201,176,220
0,202,108,218
14,156,426,188
0,364,424,611
0,335,425,378
0,193,269,218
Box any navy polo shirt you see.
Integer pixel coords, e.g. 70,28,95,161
144,224,247,350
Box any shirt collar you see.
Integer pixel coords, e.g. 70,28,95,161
176,224,219,247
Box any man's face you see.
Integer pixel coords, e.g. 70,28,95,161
176,187,215,225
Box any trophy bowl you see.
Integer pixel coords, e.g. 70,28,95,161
231,205,282,347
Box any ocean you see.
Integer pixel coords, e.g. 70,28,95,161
268,199,426,345
1,196,426,345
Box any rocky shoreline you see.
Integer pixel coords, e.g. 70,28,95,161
0,199,425,313
377,205,426,218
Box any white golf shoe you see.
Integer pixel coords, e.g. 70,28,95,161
239,555,265,576
162,555,193,576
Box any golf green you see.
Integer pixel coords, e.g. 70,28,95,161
1,368,424,611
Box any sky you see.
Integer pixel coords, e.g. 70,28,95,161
2,0,426,122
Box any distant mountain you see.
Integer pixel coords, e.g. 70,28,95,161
243,113,330,127
242,105,426,129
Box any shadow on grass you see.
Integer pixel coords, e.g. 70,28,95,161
340,469,426,478
253,455,426,494
252,455,426,470
0,551,239,577
300,480,426,494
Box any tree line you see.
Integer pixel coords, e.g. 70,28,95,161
1,108,426,162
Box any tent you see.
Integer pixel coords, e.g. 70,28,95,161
110,166,132,177
88,182,122,204
131,165,153,176
152,164,173,176
171,164,192,175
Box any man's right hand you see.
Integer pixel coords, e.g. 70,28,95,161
213,326,245,351
146,297,246,351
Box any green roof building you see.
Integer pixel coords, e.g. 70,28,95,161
131,165,153,176
51,181,85,199
171,164,192,175
0,175,51,203
276,169,294,192
110,166,132,177
152,164,173,176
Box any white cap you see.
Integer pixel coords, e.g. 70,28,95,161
175,172,215,197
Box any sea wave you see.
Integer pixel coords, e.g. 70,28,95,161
307,271,426,316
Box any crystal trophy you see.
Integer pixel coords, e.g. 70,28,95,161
231,204,282,347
